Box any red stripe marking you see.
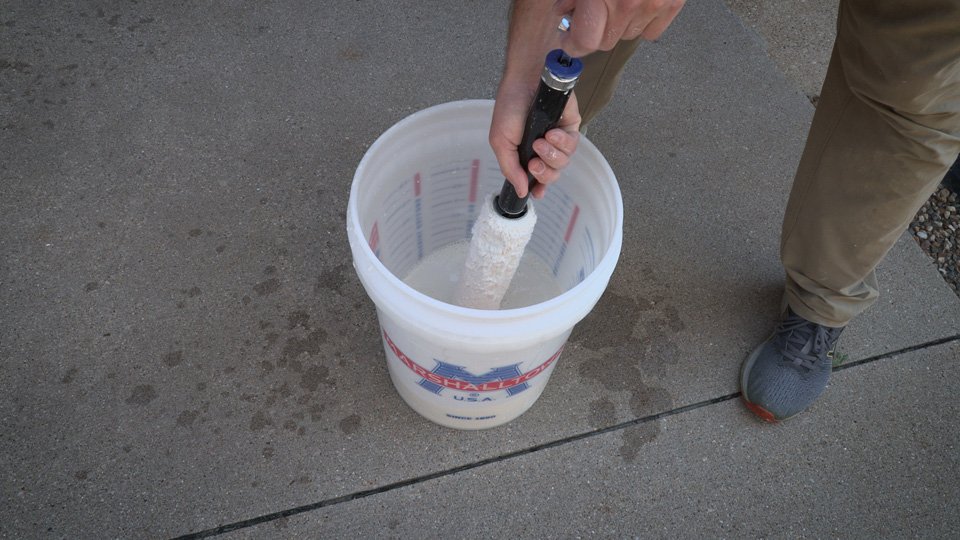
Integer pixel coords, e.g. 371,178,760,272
369,221,379,251
414,173,421,197
469,159,480,203
564,205,580,243
384,330,564,392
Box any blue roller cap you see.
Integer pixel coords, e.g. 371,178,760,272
545,49,583,79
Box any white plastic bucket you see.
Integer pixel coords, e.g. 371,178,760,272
347,100,622,430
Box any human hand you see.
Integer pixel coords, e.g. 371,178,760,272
490,78,581,200
554,0,686,57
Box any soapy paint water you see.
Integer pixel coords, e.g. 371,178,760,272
403,239,563,309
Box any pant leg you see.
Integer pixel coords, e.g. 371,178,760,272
781,0,960,327
576,36,644,131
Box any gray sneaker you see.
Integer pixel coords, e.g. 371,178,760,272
740,308,844,422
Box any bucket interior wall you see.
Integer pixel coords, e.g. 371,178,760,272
354,103,615,297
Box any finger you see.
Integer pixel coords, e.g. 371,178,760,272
490,122,530,198
545,127,579,157
495,146,531,199
526,156,562,186
559,1,609,56
533,138,571,171
531,182,548,200
551,0,576,19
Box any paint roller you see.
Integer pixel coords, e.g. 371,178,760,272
452,46,582,309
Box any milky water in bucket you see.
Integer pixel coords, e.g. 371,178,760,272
347,100,622,429
403,239,563,309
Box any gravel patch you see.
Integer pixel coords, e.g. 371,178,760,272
910,165,960,299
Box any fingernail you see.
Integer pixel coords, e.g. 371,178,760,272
547,132,561,144
530,161,545,174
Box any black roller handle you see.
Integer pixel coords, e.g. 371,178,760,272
495,50,583,218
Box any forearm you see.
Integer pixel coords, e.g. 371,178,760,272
503,0,564,89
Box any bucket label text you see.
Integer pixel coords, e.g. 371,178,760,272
383,330,563,398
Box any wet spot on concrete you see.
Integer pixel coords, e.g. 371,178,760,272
638,340,681,381
176,410,199,427
61,368,78,384
619,422,660,462
572,293,645,349
216,245,226,253
264,332,280,347
309,404,325,421
184,286,201,297
83,282,99,292
163,350,184,368
578,347,673,461
286,310,310,330
317,264,346,293
242,295,251,305
188,228,202,237
0,59,29,72
261,360,274,372
280,329,327,366
42,119,54,130
264,265,277,275
262,446,275,459
254,278,280,296
662,305,685,332
126,385,157,405
299,365,330,392
578,350,642,396
339,414,361,434
589,397,616,427
127,17,154,32
122,445,132,453
74,470,89,481
196,382,206,392
250,410,273,431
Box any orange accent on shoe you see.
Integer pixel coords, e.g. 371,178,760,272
743,396,778,422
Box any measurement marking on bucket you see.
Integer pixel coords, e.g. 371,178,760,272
564,205,580,243
570,226,593,288
414,173,423,260
369,221,380,259
384,330,564,396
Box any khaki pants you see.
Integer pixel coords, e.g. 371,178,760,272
578,0,960,327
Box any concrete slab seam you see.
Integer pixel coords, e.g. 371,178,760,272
167,334,960,540
834,333,960,372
